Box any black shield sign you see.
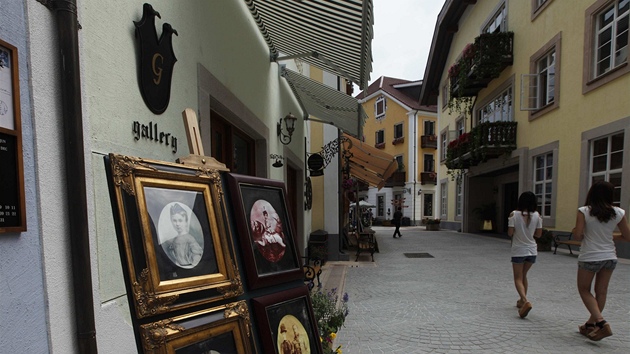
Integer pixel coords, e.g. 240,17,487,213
134,3,178,115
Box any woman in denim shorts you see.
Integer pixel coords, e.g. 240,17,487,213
573,181,630,341
507,191,542,318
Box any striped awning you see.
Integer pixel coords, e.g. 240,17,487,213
342,133,397,190
245,0,374,89
282,68,367,137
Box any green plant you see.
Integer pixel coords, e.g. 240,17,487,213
422,217,441,225
536,228,553,252
311,288,349,354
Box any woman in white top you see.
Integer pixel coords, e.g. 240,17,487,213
572,180,630,341
507,191,542,319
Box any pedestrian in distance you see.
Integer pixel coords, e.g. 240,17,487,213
392,207,403,238
572,180,630,341
507,191,542,318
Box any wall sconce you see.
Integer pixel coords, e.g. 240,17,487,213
270,154,284,168
277,112,297,145
405,188,411,194
417,189,422,196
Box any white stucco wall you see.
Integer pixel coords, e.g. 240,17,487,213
22,0,305,352
0,1,49,352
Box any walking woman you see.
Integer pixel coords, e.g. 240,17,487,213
507,191,542,318
572,180,630,341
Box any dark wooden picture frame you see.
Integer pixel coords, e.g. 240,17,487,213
105,153,243,318
0,38,26,233
225,173,302,289
252,286,323,354
140,301,254,354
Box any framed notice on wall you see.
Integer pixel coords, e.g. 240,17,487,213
0,38,26,233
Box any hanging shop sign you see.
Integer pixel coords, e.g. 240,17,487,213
134,3,178,115
0,39,26,233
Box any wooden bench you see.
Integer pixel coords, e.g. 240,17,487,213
553,232,581,255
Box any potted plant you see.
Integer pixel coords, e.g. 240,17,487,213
311,288,349,354
422,217,441,231
536,228,553,252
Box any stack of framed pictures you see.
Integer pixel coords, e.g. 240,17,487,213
106,154,323,353
225,174,323,353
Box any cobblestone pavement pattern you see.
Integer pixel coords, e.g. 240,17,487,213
327,227,630,353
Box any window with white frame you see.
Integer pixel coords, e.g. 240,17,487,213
441,131,448,161
441,84,449,109
483,2,507,33
440,181,448,218
456,119,465,137
533,153,553,217
424,120,435,136
590,132,624,206
593,1,629,78
375,96,386,120
521,33,561,115
394,123,404,139
455,180,463,218
375,129,384,144
477,86,513,125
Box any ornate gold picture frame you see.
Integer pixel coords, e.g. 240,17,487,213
140,301,254,353
105,153,242,318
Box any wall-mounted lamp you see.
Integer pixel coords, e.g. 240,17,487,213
417,189,422,196
270,154,284,168
277,112,297,145
405,188,411,194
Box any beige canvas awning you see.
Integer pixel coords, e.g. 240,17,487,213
343,133,397,190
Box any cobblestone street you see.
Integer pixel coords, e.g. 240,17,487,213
322,226,630,353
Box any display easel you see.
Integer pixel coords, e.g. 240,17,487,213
176,108,229,171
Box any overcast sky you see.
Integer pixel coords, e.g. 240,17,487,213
367,0,444,85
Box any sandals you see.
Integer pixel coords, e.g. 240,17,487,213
587,321,613,341
516,299,524,308
578,323,595,336
518,301,532,318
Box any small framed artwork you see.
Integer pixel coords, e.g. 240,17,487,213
0,38,26,233
140,300,254,353
225,173,302,289
105,153,243,318
252,286,323,354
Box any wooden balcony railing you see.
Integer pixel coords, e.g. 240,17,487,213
384,170,406,187
421,135,438,149
445,121,517,170
420,171,437,185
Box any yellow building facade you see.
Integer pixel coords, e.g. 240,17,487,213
358,77,438,225
420,0,630,258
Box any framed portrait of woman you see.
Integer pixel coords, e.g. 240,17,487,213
225,173,302,290
252,286,323,354
140,301,254,354
105,153,243,318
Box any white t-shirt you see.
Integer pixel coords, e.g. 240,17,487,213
508,211,542,257
577,206,625,262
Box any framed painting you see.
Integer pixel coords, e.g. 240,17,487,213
252,286,323,354
0,38,26,233
105,153,243,318
225,173,302,289
140,300,254,354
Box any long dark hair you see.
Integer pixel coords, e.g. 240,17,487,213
585,180,616,223
517,191,538,226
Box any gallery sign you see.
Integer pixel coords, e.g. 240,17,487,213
134,3,177,115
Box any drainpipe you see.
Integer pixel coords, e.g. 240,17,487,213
413,110,417,225
38,0,98,352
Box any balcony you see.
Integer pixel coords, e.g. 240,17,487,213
384,170,406,187
449,31,514,99
421,135,438,149
420,171,437,185
375,142,385,149
445,121,517,170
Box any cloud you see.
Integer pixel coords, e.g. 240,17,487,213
369,0,443,84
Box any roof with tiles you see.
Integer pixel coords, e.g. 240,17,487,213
356,76,437,113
